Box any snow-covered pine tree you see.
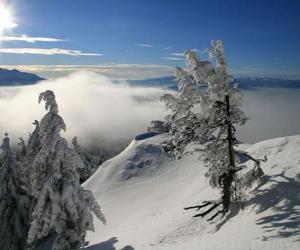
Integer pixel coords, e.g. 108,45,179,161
16,137,29,189
26,120,42,165
147,120,171,134
17,137,27,162
184,41,266,220
72,136,102,183
27,90,105,250
0,133,30,250
16,120,42,195
161,58,210,158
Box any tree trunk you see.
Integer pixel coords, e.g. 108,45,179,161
222,94,236,213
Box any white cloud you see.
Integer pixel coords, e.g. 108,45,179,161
238,88,300,143
0,48,102,56
0,35,66,43
169,49,205,57
161,57,184,61
136,44,155,48
0,64,174,80
169,52,184,57
164,46,172,50
0,71,169,151
0,72,300,152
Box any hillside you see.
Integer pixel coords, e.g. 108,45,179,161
0,67,44,86
84,133,300,250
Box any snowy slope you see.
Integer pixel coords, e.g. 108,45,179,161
84,134,300,250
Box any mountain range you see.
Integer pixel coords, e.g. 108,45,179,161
0,68,44,86
128,76,300,90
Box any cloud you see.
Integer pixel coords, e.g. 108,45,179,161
169,50,205,58
161,57,184,61
237,88,300,143
232,66,300,80
0,64,174,80
0,48,102,56
0,71,169,151
164,46,172,50
0,35,66,43
136,44,155,48
169,52,184,57
0,72,299,154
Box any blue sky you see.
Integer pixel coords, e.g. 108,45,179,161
0,0,300,78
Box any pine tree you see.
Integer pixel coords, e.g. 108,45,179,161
147,120,171,134
27,90,105,250
0,133,30,250
184,41,266,220
17,137,27,162
72,136,102,183
16,120,42,195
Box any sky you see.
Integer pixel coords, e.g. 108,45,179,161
0,0,300,79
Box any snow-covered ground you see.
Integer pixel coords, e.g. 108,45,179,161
84,133,300,250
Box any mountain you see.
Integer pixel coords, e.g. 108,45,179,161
0,68,45,86
83,133,300,250
128,76,300,90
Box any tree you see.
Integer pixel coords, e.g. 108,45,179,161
72,136,102,183
15,120,42,196
147,120,171,134
160,41,266,220
161,57,211,158
0,133,30,250
27,90,105,250
17,137,27,162
184,41,266,220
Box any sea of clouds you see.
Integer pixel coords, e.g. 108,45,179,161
0,71,300,153
0,71,168,152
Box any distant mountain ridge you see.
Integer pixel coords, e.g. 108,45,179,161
0,68,44,86
128,76,300,90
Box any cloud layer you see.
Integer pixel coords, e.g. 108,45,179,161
0,35,66,43
238,88,300,143
0,48,102,56
0,64,174,80
0,71,168,151
0,71,299,154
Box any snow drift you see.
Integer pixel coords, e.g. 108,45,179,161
84,134,300,250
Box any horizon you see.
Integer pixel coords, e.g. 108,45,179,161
0,0,299,79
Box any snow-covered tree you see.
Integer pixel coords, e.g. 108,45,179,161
0,133,30,250
161,60,210,158
72,136,102,183
16,120,42,194
147,120,171,134
184,41,266,220
27,90,105,250
17,137,27,162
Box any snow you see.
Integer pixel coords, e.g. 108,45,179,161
83,134,300,249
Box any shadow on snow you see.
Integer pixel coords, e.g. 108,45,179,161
214,171,300,240
85,237,134,250
250,172,300,240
